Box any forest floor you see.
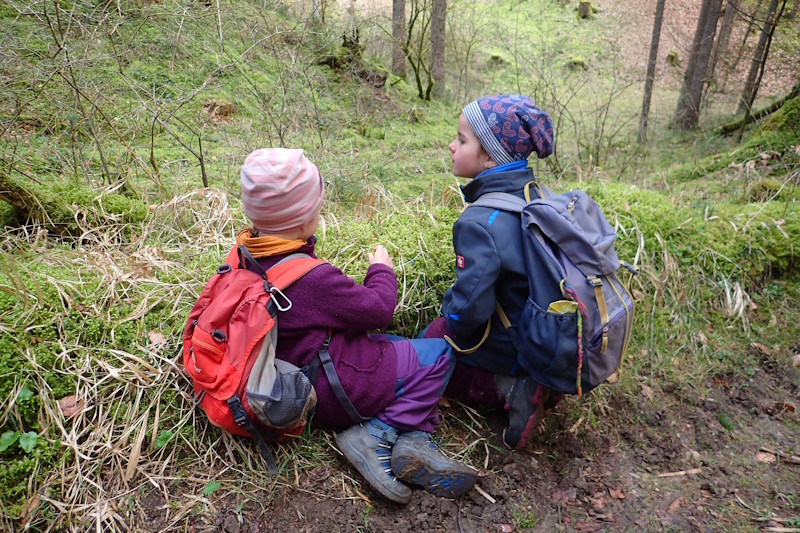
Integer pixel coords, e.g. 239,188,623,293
137,350,800,532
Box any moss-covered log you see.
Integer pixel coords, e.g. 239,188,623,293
0,172,147,235
718,82,800,136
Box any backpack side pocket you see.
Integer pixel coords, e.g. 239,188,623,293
517,297,580,394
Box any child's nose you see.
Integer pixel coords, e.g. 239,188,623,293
448,141,455,153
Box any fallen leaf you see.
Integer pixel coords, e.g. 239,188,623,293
573,520,603,532
608,487,625,499
713,378,730,388
59,396,85,418
793,354,800,368
750,342,771,356
641,384,654,399
667,497,685,513
21,495,40,526
497,525,514,533
553,487,577,506
756,451,777,463
437,397,451,408
591,495,606,511
701,488,713,498
148,331,167,346
773,401,795,413
606,372,618,384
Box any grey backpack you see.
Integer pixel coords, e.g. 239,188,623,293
471,183,635,396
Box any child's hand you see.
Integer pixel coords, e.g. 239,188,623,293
368,245,394,269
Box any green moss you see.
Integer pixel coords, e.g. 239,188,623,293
0,437,62,517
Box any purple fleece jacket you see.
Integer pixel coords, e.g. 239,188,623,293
255,238,398,429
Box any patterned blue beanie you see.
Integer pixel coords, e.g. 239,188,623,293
463,94,554,164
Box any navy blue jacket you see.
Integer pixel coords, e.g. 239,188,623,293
442,167,536,375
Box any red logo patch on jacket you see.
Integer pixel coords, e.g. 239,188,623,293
456,255,465,269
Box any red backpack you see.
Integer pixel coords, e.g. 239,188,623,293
182,246,325,473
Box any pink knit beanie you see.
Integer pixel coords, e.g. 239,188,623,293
240,148,324,234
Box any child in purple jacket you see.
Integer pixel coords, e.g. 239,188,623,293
237,148,475,504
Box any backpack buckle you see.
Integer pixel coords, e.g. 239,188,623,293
268,285,293,312
587,276,603,287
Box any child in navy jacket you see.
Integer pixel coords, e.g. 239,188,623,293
424,95,563,450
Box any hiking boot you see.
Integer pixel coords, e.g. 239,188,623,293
495,375,549,450
335,418,412,504
391,431,477,498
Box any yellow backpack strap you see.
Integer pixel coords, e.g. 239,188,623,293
495,301,512,329
524,181,543,202
587,275,610,355
444,318,491,355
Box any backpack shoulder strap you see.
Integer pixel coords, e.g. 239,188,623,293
267,254,326,290
469,192,526,213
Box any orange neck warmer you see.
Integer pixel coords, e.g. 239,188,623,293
236,228,307,258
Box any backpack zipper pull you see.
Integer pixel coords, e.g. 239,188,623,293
567,195,578,213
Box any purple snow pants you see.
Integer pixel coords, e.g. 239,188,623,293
375,337,455,434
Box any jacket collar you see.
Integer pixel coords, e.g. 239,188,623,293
460,167,535,203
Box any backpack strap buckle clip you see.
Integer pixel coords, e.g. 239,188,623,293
587,276,603,287
268,284,293,311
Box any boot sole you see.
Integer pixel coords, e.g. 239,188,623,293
392,455,476,498
334,432,412,504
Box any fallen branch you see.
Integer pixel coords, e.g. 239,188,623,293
760,447,800,465
656,468,702,478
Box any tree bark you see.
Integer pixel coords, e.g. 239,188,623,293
392,0,406,78
639,0,667,143
674,0,723,130
737,0,785,115
430,0,446,98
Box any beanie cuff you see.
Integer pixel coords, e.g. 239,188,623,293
463,101,514,165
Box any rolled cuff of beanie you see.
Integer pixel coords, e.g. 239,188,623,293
463,101,514,166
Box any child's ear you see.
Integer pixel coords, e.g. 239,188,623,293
480,147,496,170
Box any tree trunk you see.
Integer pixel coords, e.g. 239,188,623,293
392,0,406,78
737,0,784,115
710,0,741,78
674,0,723,130
639,0,667,143
430,0,446,98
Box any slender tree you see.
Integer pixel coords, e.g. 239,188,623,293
710,0,741,79
392,0,406,78
639,0,667,143
674,0,723,130
737,0,786,115
430,0,446,98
